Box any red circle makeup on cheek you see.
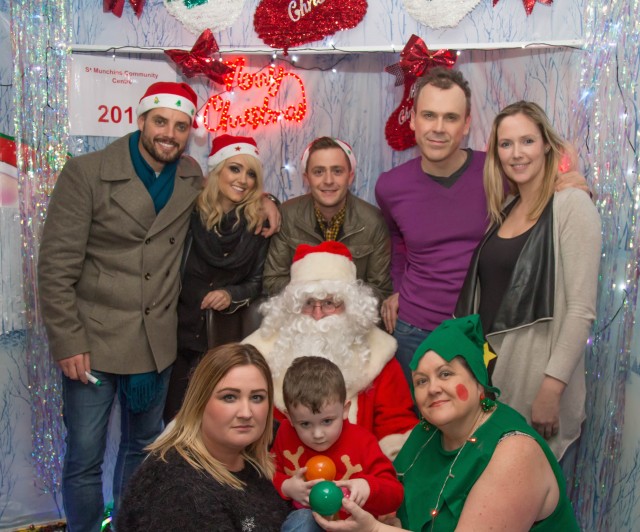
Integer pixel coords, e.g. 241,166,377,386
456,384,469,401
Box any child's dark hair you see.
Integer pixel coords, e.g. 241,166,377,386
283,356,347,413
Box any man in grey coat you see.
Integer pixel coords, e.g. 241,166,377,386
38,82,203,532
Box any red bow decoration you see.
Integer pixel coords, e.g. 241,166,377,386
165,30,234,85
103,0,146,18
493,0,552,16
384,35,457,151
385,35,456,87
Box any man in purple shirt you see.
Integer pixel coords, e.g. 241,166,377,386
375,68,484,384
375,67,588,385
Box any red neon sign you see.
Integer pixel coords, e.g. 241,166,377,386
203,58,308,132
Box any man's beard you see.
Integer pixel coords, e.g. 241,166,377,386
139,131,184,166
269,313,371,395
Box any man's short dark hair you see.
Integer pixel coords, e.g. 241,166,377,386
412,67,472,117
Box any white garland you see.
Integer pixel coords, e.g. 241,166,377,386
163,0,247,34
401,0,482,29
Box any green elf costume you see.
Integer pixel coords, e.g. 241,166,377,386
393,315,579,531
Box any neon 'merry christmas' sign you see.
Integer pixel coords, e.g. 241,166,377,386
203,58,307,132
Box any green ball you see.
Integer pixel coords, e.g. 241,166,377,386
309,480,343,516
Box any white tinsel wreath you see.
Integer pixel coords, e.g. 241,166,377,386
163,0,247,35
402,0,482,29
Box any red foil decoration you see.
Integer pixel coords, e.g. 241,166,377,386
384,35,457,151
254,0,368,54
165,29,233,85
103,0,146,18
493,0,552,16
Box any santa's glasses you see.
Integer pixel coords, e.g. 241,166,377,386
301,298,344,314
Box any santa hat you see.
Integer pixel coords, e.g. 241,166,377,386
290,241,356,284
0,135,17,179
136,82,198,125
300,138,357,174
208,134,260,172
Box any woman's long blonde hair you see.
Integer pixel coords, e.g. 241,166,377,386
147,343,275,489
197,154,264,231
484,101,567,225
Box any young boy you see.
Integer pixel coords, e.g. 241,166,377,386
272,356,404,530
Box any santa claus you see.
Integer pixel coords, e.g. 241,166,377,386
244,241,417,458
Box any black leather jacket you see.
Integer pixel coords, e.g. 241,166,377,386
455,196,555,335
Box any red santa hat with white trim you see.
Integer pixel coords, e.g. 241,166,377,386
0,135,17,179
290,241,356,284
136,82,198,126
208,134,261,172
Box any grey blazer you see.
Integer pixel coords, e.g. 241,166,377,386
38,133,203,374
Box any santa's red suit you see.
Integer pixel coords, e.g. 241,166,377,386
244,326,417,458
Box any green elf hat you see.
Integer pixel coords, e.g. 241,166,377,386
409,314,501,396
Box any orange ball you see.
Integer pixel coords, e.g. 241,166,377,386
305,455,337,481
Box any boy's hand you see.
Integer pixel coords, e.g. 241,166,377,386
281,468,322,505
336,478,371,507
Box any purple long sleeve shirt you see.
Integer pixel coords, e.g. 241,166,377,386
375,151,488,331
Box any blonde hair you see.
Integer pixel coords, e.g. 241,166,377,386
196,154,264,232
484,101,566,225
147,343,275,490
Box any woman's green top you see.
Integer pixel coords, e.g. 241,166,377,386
393,402,579,531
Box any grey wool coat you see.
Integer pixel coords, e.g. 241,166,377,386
38,133,203,375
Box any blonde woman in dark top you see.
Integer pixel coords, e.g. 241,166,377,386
118,343,290,531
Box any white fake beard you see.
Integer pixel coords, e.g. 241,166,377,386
269,313,371,395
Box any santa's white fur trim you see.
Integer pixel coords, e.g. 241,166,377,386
379,431,412,461
243,326,396,414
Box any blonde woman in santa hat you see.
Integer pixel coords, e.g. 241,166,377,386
163,134,270,422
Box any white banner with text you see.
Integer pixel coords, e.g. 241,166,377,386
69,56,177,137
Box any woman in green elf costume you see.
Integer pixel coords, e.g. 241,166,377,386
314,315,578,531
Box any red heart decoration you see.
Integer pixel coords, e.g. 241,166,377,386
254,0,368,53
